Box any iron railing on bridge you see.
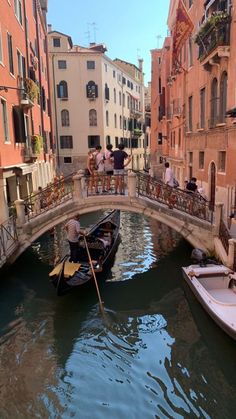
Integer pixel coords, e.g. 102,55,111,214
0,216,18,265
23,173,74,220
136,173,214,223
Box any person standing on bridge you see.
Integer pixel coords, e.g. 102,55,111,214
64,214,85,263
113,143,131,194
164,162,174,187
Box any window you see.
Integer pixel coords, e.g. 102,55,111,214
200,87,206,129
64,157,72,163
106,135,111,145
178,128,181,146
86,81,98,99
210,78,218,127
12,106,26,143
105,83,110,100
17,50,26,79
188,95,193,131
189,0,193,7
218,151,226,172
188,37,193,67
104,63,107,72
199,151,204,169
14,0,23,25
123,117,127,130
113,70,116,78
1,99,10,142
0,26,3,63
127,95,130,109
61,109,70,126
88,135,100,148
115,137,119,148
87,60,95,69
113,88,116,103
122,77,126,85
89,109,97,126
57,81,68,99
106,110,109,127
189,151,193,163
53,38,60,47
32,0,36,19
123,93,125,107
114,113,117,128
60,135,73,148
119,91,121,106
219,72,227,123
58,60,67,69
120,115,122,129
7,33,14,74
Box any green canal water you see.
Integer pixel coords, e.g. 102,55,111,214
0,211,235,418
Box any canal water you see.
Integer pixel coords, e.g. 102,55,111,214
0,211,235,419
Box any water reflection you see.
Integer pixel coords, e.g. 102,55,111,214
0,211,235,418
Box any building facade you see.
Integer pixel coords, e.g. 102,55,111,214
48,30,148,175
151,0,236,218
0,0,54,223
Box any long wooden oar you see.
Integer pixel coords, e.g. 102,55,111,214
83,235,104,315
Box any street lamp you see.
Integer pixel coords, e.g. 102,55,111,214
0,85,25,92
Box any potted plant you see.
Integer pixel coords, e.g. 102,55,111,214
24,78,39,102
31,135,43,154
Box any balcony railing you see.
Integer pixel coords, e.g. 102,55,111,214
195,12,231,62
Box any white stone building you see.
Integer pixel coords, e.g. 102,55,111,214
48,30,148,175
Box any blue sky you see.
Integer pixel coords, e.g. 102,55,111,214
47,0,170,84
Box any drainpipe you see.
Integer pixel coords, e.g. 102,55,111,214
52,54,60,170
35,0,45,159
23,0,34,138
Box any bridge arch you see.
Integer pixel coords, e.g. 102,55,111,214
19,196,214,259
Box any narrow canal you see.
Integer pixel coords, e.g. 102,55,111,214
0,211,235,418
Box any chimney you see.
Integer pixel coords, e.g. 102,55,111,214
138,58,143,72
48,24,52,33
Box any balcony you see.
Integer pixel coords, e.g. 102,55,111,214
20,77,39,108
195,12,231,66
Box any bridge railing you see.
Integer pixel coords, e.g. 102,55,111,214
0,216,18,265
23,174,74,220
136,173,214,223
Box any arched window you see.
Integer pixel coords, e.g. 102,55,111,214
114,88,116,103
89,109,97,126
105,83,110,100
219,72,227,123
61,109,70,126
114,113,117,128
210,78,218,127
86,80,98,99
106,110,109,127
57,80,68,98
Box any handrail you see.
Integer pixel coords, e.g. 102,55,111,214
23,173,75,220
136,172,214,223
0,216,18,263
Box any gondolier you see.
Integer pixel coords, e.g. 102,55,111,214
64,214,85,263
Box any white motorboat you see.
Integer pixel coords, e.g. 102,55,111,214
182,264,236,340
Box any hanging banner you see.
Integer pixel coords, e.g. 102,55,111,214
172,0,194,69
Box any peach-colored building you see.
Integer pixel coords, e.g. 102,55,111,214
0,0,54,222
48,30,148,175
151,0,236,218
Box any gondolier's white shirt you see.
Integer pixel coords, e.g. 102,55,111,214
65,219,81,242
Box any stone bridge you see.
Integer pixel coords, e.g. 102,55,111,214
4,170,233,268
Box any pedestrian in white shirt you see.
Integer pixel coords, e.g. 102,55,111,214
164,162,174,187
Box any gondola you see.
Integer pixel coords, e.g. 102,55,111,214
49,210,120,295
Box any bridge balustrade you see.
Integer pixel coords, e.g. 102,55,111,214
23,174,74,220
136,173,214,223
0,216,18,266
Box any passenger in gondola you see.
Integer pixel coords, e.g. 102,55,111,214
64,214,85,263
